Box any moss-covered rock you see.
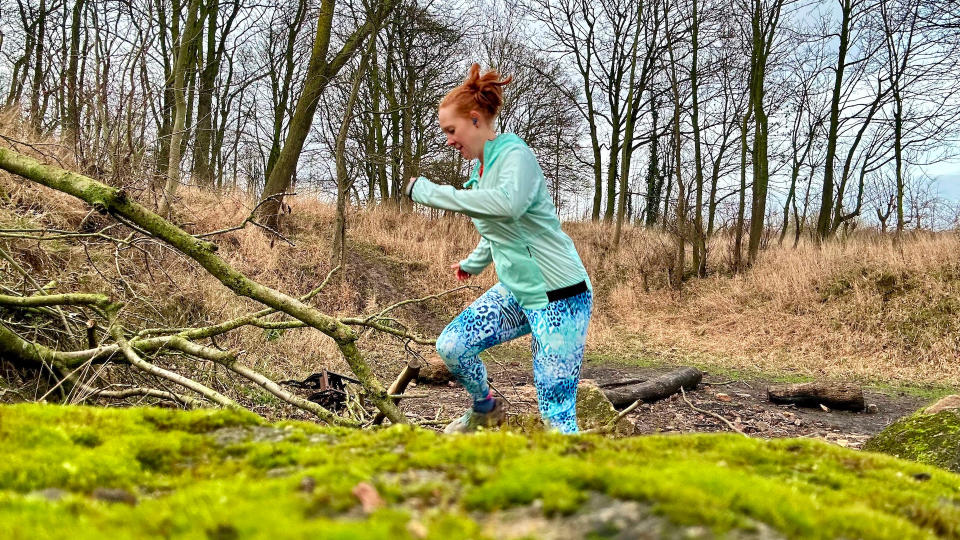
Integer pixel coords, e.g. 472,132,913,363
575,379,635,436
2,403,960,539
863,395,960,472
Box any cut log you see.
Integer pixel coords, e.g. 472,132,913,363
767,382,864,411
372,357,423,425
602,367,703,409
416,354,454,385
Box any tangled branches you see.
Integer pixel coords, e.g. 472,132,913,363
0,146,470,427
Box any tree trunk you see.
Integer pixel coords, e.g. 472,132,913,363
29,0,48,131
161,0,205,216
191,0,219,188
734,109,750,271
257,0,396,228
332,39,373,268
817,0,852,241
65,0,86,152
747,0,780,266
690,0,706,277
265,0,308,182
614,13,643,248
604,117,621,223
645,94,661,227
668,33,685,290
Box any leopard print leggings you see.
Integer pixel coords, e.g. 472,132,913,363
435,282,593,433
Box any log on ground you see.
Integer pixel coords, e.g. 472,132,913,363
766,381,864,411
602,367,703,409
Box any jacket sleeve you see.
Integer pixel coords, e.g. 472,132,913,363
410,148,538,221
459,238,492,275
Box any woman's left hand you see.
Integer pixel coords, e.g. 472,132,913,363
450,263,471,281
403,177,418,198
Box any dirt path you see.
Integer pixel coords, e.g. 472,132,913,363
397,355,932,449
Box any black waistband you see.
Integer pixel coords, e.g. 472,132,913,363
546,280,588,302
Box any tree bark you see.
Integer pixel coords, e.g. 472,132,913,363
747,0,782,265
817,0,853,241
332,38,373,268
690,0,707,277
372,357,423,425
65,0,86,152
161,0,205,216
29,0,48,131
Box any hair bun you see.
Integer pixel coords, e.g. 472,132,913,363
441,63,513,120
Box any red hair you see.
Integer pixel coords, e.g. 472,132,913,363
440,63,513,120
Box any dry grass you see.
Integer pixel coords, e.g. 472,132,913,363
3,107,960,389
287,196,960,386
609,232,960,386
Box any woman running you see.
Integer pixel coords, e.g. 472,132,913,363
404,64,592,434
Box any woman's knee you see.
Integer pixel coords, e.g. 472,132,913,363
436,326,473,367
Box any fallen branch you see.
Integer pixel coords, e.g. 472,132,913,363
680,387,746,437
0,245,75,333
0,292,112,309
107,316,241,410
160,337,353,426
0,147,404,425
81,386,203,408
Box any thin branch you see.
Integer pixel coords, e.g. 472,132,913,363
195,192,297,244
0,244,75,332
363,285,480,323
336,317,437,345
0,292,112,309
680,387,746,436
107,316,241,410
81,385,204,408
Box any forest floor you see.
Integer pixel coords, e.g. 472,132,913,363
400,359,935,448
272,337,947,448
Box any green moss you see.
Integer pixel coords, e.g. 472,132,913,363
1,403,959,539
864,410,960,472
141,406,261,433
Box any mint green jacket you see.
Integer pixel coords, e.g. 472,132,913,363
408,133,591,309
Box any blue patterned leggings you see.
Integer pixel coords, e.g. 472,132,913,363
435,282,593,433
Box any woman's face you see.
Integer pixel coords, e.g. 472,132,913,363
438,106,486,160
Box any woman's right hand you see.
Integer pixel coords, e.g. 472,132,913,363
450,263,471,281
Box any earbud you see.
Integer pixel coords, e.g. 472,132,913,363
472,118,478,127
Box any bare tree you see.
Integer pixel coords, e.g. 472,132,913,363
256,0,397,229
